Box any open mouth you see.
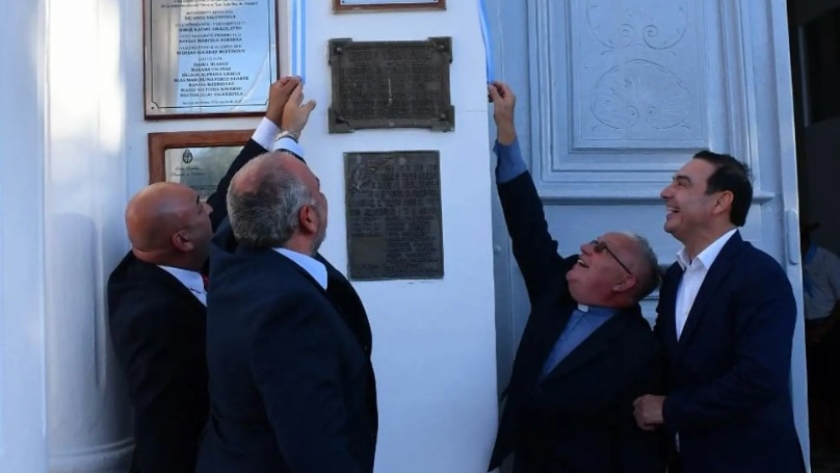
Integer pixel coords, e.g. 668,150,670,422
666,206,680,215
577,259,589,268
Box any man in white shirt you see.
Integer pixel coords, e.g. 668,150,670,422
632,151,804,473
107,77,314,473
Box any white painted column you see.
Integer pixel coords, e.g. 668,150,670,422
45,0,135,471
0,0,50,471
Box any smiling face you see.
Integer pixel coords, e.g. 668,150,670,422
660,158,721,243
566,232,637,306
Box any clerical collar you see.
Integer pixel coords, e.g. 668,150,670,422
577,304,616,317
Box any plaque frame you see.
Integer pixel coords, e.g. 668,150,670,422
142,0,284,120
328,37,455,133
147,130,251,186
333,0,446,12
344,150,444,281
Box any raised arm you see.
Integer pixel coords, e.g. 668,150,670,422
490,82,565,300
207,78,315,230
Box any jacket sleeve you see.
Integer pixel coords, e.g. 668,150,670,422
251,295,362,473
109,293,208,473
207,139,268,231
662,263,798,431
496,171,568,302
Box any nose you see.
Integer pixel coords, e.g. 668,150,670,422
660,183,672,200
580,241,593,254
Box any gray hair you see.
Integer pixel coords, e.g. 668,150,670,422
227,152,315,248
620,231,662,300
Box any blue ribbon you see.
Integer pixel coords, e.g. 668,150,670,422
477,0,494,83
290,0,306,82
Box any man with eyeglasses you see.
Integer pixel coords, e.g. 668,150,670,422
486,82,666,473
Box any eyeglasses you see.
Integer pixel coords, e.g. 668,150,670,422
590,239,633,275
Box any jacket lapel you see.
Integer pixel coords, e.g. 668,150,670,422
658,263,684,354
541,308,629,382
676,232,742,352
268,250,370,352
516,298,575,393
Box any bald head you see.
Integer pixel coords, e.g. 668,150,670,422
125,182,213,268
227,151,327,252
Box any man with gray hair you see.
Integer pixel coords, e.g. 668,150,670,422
195,152,377,473
487,82,665,473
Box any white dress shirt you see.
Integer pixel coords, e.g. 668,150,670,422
674,228,737,340
252,117,305,157
272,248,328,289
158,265,207,306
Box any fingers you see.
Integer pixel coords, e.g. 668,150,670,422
301,99,317,113
488,84,502,102
288,83,303,105
490,81,513,99
632,396,644,408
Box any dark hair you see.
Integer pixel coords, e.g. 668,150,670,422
693,150,753,226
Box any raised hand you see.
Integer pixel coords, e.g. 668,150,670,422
281,83,317,138
488,81,517,145
265,76,301,127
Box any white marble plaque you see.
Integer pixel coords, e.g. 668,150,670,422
144,0,278,118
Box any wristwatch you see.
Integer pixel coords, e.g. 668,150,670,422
275,130,300,143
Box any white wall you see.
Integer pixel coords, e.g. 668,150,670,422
0,0,50,471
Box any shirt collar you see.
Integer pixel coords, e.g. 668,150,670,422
577,303,616,317
676,228,738,270
157,265,205,294
273,248,328,289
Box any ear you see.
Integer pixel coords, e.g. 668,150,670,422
712,190,734,216
170,231,195,252
612,274,637,294
299,204,318,235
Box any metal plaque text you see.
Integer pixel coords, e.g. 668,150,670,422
345,151,444,280
329,38,454,133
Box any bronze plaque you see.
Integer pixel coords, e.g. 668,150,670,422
345,151,443,280
328,38,454,133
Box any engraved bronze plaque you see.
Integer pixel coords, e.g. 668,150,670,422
345,151,443,280
143,0,280,119
328,38,454,133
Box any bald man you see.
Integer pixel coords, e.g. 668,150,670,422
107,78,313,473
196,151,377,473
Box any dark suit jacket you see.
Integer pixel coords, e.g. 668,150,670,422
489,172,665,473
655,231,804,473
195,224,377,473
107,138,266,472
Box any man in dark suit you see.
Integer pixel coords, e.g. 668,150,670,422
633,151,805,472
487,82,665,473
107,77,305,473
195,151,377,473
